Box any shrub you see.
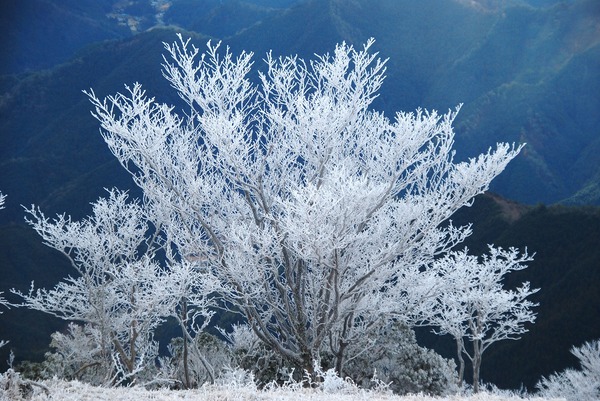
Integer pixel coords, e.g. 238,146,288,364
338,321,458,396
536,338,600,401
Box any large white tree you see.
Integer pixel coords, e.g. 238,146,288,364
85,35,523,373
428,246,539,392
15,189,214,385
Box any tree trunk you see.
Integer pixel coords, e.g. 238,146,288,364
301,349,316,376
472,339,482,393
334,340,349,377
181,299,191,389
176,307,215,385
455,337,465,387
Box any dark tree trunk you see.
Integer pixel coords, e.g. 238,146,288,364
472,339,482,393
181,298,191,389
334,340,349,377
455,337,465,387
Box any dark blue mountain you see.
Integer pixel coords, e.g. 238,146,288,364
225,0,600,205
0,0,129,75
0,0,302,75
3,0,599,207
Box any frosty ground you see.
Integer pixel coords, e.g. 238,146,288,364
1,378,565,401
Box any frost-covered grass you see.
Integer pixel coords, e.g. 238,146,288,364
0,371,564,401
1,380,564,401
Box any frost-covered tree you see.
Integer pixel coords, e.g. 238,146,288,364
86,35,523,374
428,246,538,392
536,339,600,401
37,322,110,384
14,189,214,385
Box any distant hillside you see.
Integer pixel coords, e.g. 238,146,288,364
0,0,130,75
162,0,301,39
226,0,600,205
2,0,598,207
0,225,73,366
0,0,302,75
0,28,188,223
446,0,600,205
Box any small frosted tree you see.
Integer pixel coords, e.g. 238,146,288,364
536,339,600,401
428,246,538,392
14,189,214,385
86,35,523,374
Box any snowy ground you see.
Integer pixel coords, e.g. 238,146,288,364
1,378,564,401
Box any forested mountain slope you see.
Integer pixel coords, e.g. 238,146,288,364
225,0,600,205
1,0,599,217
